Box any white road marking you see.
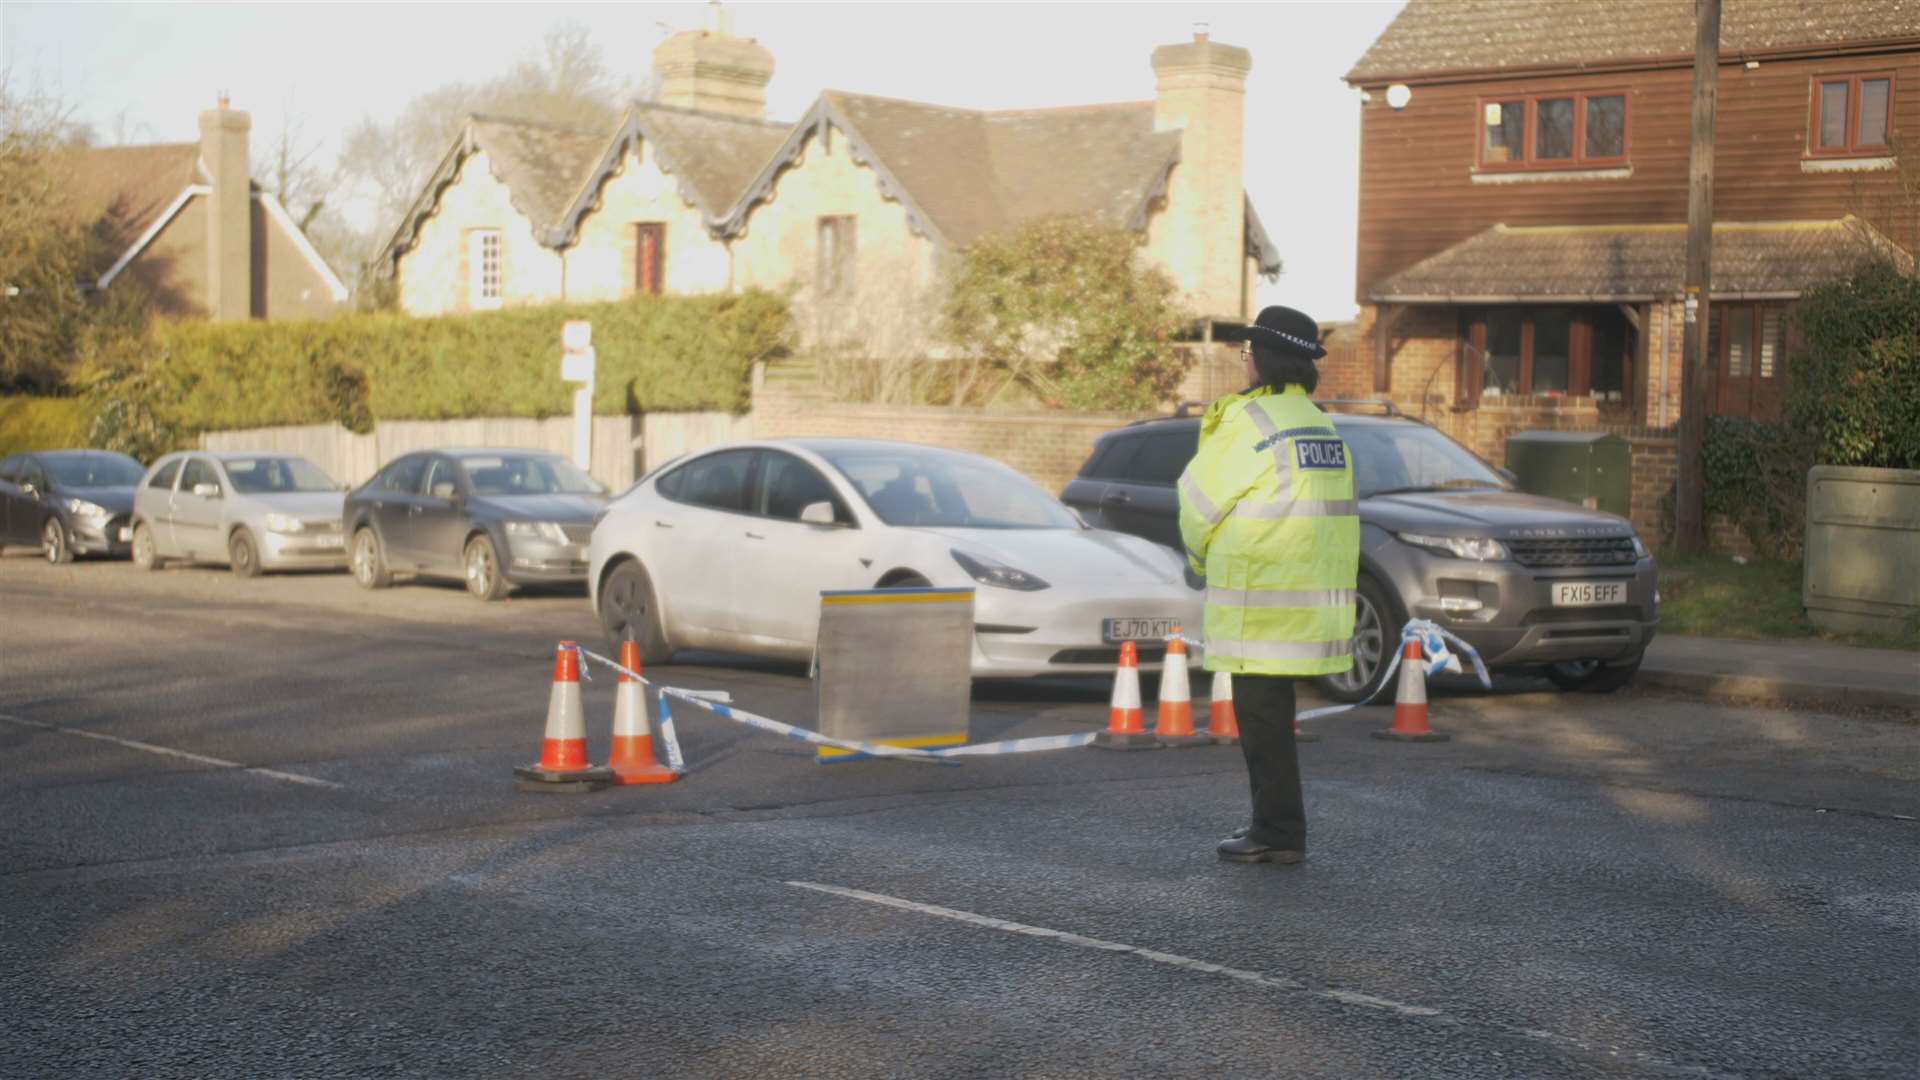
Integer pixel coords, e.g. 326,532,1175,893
786,880,1740,1078
0,714,343,789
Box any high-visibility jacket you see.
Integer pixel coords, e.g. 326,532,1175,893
1176,385,1360,676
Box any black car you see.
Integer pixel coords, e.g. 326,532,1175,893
344,448,609,601
1062,404,1658,701
0,450,146,563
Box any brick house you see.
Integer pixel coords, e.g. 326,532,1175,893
64,99,348,320
1336,0,1918,540
381,25,1283,358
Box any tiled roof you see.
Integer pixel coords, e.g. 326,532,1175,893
1371,219,1914,301
466,116,609,234
623,103,789,217
1348,0,1920,82
51,143,204,277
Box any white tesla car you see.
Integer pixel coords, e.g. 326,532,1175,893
588,439,1204,677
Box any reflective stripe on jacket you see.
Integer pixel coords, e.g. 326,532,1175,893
1176,385,1360,676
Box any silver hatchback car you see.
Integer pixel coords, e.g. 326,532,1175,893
131,451,349,576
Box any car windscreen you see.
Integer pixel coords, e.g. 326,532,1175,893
225,457,340,494
460,455,605,497
819,446,1080,529
1336,422,1507,498
42,453,144,488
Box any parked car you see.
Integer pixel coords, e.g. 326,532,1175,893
1061,403,1658,700
589,438,1204,677
0,450,145,562
131,451,349,576
345,449,607,601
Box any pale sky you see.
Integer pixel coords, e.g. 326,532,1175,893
1,0,1405,319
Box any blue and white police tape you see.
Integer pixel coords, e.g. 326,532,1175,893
1295,618,1491,723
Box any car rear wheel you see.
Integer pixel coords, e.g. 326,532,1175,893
42,517,73,564
599,559,671,665
132,522,163,571
351,527,392,589
464,534,510,601
1316,575,1401,705
228,529,262,578
1546,654,1643,693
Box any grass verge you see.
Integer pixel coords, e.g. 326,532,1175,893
1656,552,1920,652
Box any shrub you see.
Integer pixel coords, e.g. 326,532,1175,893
1701,415,1810,559
81,291,791,439
0,394,91,456
1790,262,1920,470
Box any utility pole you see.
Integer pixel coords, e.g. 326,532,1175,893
1675,0,1721,553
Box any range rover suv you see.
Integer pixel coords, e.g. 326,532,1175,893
1061,403,1658,702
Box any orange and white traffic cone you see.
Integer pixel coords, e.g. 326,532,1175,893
1156,629,1209,748
514,642,616,792
607,638,677,785
1204,671,1239,744
1093,641,1157,750
1372,638,1451,743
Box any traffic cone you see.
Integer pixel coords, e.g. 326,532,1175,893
607,638,677,785
1093,641,1157,750
514,642,616,792
1204,671,1239,744
1372,639,1451,742
1156,629,1209,748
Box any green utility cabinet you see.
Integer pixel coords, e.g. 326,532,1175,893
1503,431,1631,518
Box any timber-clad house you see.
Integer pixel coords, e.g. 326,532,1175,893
1333,0,1918,448
381,23,1283,358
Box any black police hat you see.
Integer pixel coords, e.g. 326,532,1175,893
1218,305,1326,361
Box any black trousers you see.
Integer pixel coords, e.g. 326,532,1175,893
1234,674,1306,852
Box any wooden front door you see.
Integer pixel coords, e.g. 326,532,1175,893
1712,304,1786,420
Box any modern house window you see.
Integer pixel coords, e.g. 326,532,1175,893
1460,306,1634,403
634,223,665,296
469,229,502,308
817,215,856,296
1479,92,1627,168
1810,73,1892,156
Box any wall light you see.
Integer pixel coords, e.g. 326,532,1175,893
1386,84,1412,109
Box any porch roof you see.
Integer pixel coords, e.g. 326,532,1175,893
1371,218,1913,304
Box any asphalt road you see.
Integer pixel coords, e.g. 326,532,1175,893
3,553,1916,1079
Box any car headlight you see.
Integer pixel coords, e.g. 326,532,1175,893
950,549,1050,591
264,513,305,534
1631,534,1650,559
1396,532,1509,561
506,521,569,544
63,498,110,520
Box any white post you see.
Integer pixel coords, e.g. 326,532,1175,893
572,379,593,471
561,321,596,472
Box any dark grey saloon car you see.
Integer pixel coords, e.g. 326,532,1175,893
344,449,608,601
0,450,145,562
1062,405,1659,702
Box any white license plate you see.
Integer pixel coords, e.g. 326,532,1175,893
314,534,345,549
1103,617,1178,644
1552,581,1625,607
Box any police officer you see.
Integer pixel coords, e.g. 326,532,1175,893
1176,306,1359,865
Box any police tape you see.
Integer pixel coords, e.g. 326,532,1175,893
1294,618,1491,723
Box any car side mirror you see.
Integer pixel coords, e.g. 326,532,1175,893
799,501,843,527
20,482,38,499
1496,467,1519,486
430,481,458,500
192,482,221,498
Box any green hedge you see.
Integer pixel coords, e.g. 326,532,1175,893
1790,263,1920,470
86,292,791,440
0,395,92,457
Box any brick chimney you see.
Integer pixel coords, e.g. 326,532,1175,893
652,11,775,120
1150,29,1252,320
198,96,252,321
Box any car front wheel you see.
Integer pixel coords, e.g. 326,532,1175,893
351,527,391,589
599,559,671,665
228,529,262,578
1316,575,1401,705
1546,653,1643,693
132,522,163,571
464,535,510,601
42,517,74,564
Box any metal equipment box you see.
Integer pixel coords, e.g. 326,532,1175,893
1503,431,1631,518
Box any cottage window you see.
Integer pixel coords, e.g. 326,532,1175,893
634,223,665,297
817,216,856,297
469,229,502,309
1810,73,1893,156
1478,92,1628,169
1710,304,1788,419
1460,306,1633,403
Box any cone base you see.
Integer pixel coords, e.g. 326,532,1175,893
1208,734,1240,745
1370,729,1451,742
1092,731,1162,751
1155,733,1213,748
611,762,680,785
514,764,615,792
